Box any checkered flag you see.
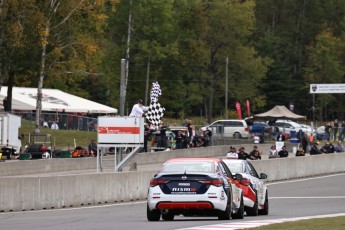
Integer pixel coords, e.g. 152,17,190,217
146,81,165,126
145,102,165,126
150,81,161,103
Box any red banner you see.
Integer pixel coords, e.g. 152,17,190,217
246,99,250,117
235,101,242,119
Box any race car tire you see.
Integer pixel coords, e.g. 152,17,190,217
218,193,232,220
162,213,174,221
246,190,258,216
232,195,244,219
259,191,269,215
147,206,161,221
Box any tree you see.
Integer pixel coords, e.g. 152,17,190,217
33,0,115,132
304,28,345,120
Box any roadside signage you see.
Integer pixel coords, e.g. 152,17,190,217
97,116,144,146
310,84,345,94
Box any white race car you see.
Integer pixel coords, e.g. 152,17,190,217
222,159,269,216
147,158,245,221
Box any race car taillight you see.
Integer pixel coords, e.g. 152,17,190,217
150,179,168,187
211,179,223,187
239,178,251,186
201,179,223,187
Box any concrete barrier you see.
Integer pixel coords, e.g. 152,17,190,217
1,145,345,212
0,143,288,177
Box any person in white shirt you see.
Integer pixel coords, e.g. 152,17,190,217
51,121,59,130
226,146,238,159
129,99,149,117
269,145,279,159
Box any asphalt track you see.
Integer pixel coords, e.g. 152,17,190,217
1,173,345,230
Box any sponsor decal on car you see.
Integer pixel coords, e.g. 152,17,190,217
220,191,225,200
172,187,196,192
178,183,190,186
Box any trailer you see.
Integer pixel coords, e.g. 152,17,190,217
0,112,21,160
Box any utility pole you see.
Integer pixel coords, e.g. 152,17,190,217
145,57,150,105
225,57,229,119
120,59,126,116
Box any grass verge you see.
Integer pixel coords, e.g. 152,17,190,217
252,216,345,230
19,118,96,150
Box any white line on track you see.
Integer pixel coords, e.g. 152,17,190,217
266,173,345,186
269,196,345,199
177,213,345,230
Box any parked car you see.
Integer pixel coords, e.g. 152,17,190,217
315,126,326,141
222,159,269,216
201,119,249,139
298,124,313,134
270,120,303,137
147,158,245,221
250,122,271,134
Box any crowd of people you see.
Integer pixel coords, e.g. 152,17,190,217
226,140,345,160
141,118,213,152
226,145,262,160
322,119,345,141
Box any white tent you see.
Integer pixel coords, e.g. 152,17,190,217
0,86,118,113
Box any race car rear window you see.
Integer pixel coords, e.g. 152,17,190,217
225,162,243,173
161,162,215,173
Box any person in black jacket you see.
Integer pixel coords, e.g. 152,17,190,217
277,132,285,142
310,142,321,155
301,134,309,153
237,147,251,160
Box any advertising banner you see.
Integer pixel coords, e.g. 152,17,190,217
310,84,345,94
235,101,242,119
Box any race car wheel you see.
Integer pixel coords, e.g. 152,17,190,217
218,193,232,220
259,191,269,215
147,206,161,221
162,213,174,221
246,191,258,216
232,195,244,219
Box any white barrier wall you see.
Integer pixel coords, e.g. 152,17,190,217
0,144,275,177
1,153,345,212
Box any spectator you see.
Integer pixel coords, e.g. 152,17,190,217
278,145,289,158
51,121,59,130
238,147,251,160
88,139,97,156
310,142,322,155
191,135,202,147
295,146,305,157
325,122,332,141
249,146,262,160
333,119,339,141
129,99,149,117
335,141,344,153
143,124,150,152
186,119,193,145
277,132,285,142
269,145,279,159
320,142,333,153
301,133,309,153
327,142,335,153
175,131,185,149
226,146,238,159
340,121,345,141
203,127,212,147
3,96,9,112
